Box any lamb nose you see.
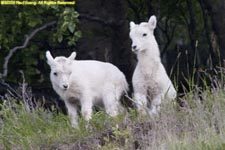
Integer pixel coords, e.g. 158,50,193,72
63,85,68,89
132,45,137,49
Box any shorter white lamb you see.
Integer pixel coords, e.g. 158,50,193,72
129,15,177,115
46,51,128,127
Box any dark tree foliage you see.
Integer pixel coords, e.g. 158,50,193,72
202,0,225,66
0,4,80,102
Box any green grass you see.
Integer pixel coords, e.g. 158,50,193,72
156,89,225,150
0,101,75,149
0,100,129,149
0,83,225,149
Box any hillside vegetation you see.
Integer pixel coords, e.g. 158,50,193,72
0,73,225,150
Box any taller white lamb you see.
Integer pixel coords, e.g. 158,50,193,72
46,51,128,127
129,15,177,115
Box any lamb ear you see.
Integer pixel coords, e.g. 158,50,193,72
148,15,157,29
130,21,136,29
46,51,55,66
68,52,77,60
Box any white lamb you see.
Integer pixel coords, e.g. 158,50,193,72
46,51,128,127
129,15,177,115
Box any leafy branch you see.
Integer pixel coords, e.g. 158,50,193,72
0,21,56,79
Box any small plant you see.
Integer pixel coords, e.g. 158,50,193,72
101,126,134,150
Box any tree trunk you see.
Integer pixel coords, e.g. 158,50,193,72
203,0,225,66
76,0,135,84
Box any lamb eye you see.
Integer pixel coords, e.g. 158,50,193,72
53,72,58,76
142,33,147,37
